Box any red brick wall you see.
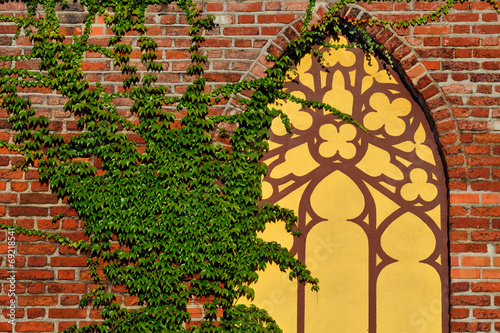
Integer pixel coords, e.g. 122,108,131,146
0,1,499,332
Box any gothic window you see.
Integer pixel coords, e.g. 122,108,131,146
242,37,449,333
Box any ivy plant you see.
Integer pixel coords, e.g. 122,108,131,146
0,0,498,332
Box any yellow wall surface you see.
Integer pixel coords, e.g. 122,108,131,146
240,37,448,333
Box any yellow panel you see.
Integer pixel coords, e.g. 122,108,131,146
381,213,435,262
364,54,396,84
277,179,296,193
361,76,373,94
378,213,441,332
310,171,364,221
238,264,298,333
426,204,442,229
395,155,412,167
259,221,295,252
323,70,354,116
349,69,356,86
318,123,357,159
365,182,400,228
377,263,442,333
295,53,314,88
393,123,437,166
261,181,273,200
365,93,411,136
356,144,404,181
268,140,282,151
270,143,319,179
322,37,356,68
305,221,369,332
379,181,396,193
400,169,438,202
320,71,327,89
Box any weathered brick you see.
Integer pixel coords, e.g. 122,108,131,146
15,322,54,332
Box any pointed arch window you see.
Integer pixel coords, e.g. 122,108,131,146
245,37,449,333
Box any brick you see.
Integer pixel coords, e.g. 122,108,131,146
482,37,499,46
471,108,489,117
61,295,80,306
468,168,490,179
442,61,479,71
10,206,48,217
451,322,491,332
206,2,223,11
0,169,23,179
15,322,54,332
467,96,500,106
451,282,470,293
27,308,45,319
483,269,500,279
450,230,468,241
223,27,259,35
417,48,454,58
451,73,468,81
18,296,57,306
48,283,87,293
472,282,500,292
31,182,50,192
11,182,28,192
443,13,480,22
16,270,54,280
49,308,87,319
58,269,75,280
27,283,45,294
477,85,492,94
20,193,58,204
450,244,487,253
443,37,480,47
448,168,466,178
450,295,490,305
471,182,500,191
471,73,500,82
257,14,295,24
261,26,282,35
482,194,500,203
461,256,491,267
471,206,500,217
450,193,479,203
226,2,261,12
28,256,47,267
474,49,500,58
451,308,469,319
51,256,88,267
17,244,57,255
414,25,451,35
50,206,78,217
470,156,500,166
473,25,500,34
453,25,470,34
58,322,77,331
451,268,481,279
451,48,468,59
474,309,500,319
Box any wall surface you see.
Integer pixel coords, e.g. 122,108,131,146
0,0,499,332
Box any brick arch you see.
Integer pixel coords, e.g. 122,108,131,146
243,4,464,182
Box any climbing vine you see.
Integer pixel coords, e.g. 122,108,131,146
0,0,498,332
